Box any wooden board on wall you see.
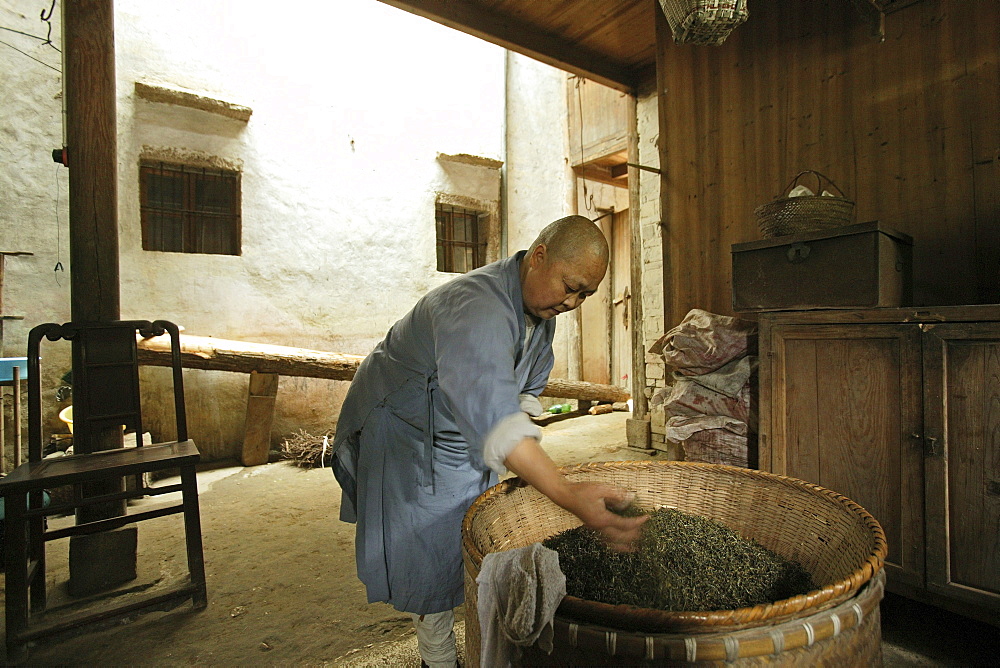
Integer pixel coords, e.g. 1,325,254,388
657,0,1000,327
567,76,629,167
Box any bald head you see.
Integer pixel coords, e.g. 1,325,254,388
527,215,610,266
520,215,610,320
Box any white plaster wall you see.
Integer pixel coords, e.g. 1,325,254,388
0,2,72,466
1,1,579,460
115,1,509,458
504,53,576,380
115,0,505,344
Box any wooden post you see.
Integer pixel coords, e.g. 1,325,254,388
655,6,675,331
65,0,122,461
0,251,32,472
66,0,120,325
0,384,5,473
627,93,647,420
12,365,21,466
64,0,134,595
626,91,651,449
241,372,279,467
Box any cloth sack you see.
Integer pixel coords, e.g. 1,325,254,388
652,376,751,425
649,309,756,375
665,415,750,468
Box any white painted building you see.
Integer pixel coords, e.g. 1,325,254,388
2,1,638,462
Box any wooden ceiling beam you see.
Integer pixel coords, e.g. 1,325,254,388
376,0,638,93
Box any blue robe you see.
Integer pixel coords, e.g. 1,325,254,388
332,251,556,614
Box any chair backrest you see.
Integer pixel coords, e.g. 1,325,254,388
27,320,188,460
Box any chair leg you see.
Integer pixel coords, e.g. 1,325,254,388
179,466,207,609
28,490,47,613
4,492,30,662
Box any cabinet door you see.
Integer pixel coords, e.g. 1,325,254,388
923,324,1000,615
767,324,924,590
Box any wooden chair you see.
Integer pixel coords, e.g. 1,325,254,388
0,320,207,660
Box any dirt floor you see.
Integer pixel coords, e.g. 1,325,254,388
1,410,658,665
2,411,998,666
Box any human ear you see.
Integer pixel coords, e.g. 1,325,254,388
530,243,547,268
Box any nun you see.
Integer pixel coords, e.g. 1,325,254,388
332,215,646,667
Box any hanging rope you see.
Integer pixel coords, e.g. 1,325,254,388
54,164,64,284
40,0,58,50
575,76,594,213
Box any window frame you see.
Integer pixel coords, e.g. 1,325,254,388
435,202,488,274
139,161,242,256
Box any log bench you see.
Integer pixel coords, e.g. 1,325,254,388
137,334,630,466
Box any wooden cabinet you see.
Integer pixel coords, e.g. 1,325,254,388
922,323,1000,618
759,306,1000,625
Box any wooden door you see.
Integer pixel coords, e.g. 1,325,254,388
768,323,924,590
923,324,1000,616
580,215,611,385
610,210,632,391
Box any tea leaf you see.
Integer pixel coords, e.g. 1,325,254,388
543,507,815,612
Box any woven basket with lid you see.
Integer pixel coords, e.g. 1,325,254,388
462,460,887,665
754,170,856,238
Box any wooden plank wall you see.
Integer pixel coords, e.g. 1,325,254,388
567,76,629,166
657,0,1000,328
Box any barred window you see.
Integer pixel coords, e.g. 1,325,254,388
435,203,486,273
140,162,241,255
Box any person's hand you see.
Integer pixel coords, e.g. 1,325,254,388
561,481,648,552
502,437,648,551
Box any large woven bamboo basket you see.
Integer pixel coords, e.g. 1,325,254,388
462,461,887,665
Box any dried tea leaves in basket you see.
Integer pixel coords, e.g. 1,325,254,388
543,507,815,612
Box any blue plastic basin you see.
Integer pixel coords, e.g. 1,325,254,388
0,358,29,382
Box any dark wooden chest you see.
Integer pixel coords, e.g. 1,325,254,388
731,221,912,312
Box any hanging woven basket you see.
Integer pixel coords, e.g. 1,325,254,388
754,170,856,238
658,0,749,45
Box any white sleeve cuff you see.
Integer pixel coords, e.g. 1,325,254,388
483,411,543,476
518,393,544,417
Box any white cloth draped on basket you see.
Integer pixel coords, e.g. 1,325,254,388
476,543,566,668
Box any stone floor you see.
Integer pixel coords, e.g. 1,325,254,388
3,410,997,665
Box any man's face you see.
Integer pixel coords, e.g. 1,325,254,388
521,245,607,320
